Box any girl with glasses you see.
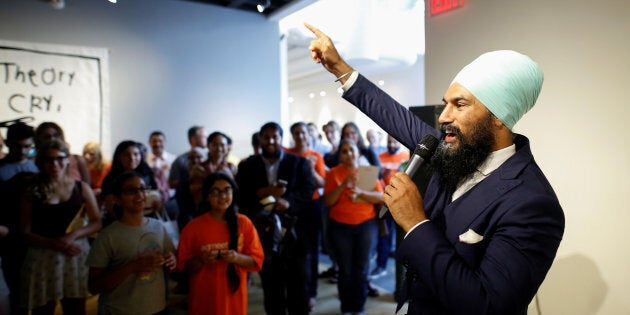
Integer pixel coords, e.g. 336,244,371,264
86,171,176,314
177,172,264,315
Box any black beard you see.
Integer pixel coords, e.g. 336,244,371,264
432,114,494,192
262,148,281,159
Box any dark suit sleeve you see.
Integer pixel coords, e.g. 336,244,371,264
343,74,442,150
398,194,564,314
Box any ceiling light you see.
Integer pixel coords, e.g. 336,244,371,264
257,0,270,13
50,0,65,9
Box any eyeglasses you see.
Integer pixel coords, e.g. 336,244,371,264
209,187,233,197
43,155,67,163
122,186,150,196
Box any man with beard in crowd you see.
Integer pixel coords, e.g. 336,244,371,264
306,23,564,315
236,122,315,315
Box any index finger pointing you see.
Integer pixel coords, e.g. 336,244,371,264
304,22,325,38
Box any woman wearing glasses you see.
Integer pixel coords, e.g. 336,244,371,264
177,172,264,315
20,139,101,315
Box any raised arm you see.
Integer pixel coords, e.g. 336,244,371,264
305,23,441,150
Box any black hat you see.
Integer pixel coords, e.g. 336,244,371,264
6,122,34,142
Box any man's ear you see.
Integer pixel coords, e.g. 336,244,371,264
491,114,505,129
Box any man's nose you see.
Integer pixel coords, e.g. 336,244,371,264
438,105,453,125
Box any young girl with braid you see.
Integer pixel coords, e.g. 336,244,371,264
177,172,264,314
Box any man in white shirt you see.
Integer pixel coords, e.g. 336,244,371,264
147,131,176,198
147,131,176,181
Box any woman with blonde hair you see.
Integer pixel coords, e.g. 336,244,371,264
82,141,111,197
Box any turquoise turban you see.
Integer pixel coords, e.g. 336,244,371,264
451,50,544,130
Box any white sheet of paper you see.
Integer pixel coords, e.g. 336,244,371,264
356,165,380,191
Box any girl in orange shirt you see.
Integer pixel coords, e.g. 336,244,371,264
177,172,264,315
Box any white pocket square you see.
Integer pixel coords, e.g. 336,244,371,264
459,229,484,244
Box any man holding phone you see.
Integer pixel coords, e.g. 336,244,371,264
236,122,315,315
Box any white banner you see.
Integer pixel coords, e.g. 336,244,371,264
0,39,110,156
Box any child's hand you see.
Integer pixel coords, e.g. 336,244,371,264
219,249,238,263
163,252,177,272
200,250,220,265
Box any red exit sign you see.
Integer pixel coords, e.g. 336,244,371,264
429,0,464,16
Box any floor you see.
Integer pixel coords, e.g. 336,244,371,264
70,253,400,315
247,252,399,315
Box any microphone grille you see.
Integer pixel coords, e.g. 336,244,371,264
414,135,439,159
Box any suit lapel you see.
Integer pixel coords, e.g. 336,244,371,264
440,139,533,243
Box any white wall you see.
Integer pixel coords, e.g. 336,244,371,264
0,0,282,159
424,0,630,313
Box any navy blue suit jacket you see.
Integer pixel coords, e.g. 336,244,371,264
344,75,565,314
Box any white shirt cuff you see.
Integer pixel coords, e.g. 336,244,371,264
404,219,430,239
341,71,359,91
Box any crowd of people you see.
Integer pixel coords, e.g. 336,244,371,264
0,117,407,315
0,18,567,315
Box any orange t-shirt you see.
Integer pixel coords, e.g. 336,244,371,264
89,162,111,190
284,148,326,199
378,150,410,186
177,213,264,315
324,165,383,225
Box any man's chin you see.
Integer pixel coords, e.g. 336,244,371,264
438,140,457,153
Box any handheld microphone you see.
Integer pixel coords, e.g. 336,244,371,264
379,134,439,218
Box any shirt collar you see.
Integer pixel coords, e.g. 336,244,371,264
476,144,516,176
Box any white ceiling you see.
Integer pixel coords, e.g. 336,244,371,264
281,0,425,90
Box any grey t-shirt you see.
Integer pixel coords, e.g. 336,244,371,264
86,218,175,315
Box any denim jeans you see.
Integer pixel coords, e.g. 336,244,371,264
329,218,378,313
